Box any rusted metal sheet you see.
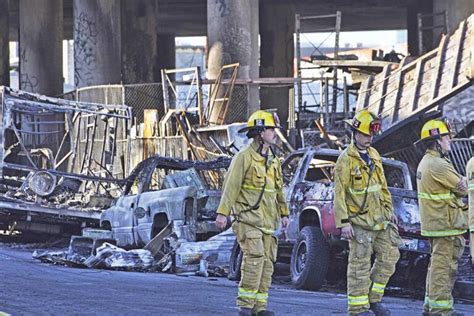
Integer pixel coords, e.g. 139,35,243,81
357,14,474,138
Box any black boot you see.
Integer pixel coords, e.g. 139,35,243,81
238,307,253,316
256,311,275,316
369,303,390,316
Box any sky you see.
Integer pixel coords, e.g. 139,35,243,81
175,30,407,49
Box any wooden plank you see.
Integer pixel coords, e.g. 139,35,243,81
376,65,391,115
391,57,409,124
357,75,374,109
144,222,172,259
451,20,467,88
410,58,424,111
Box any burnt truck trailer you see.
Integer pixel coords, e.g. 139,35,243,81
0,87,132,235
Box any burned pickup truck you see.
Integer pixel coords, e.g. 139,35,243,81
0,87,131,235
100,156,231,248
229,147,428,290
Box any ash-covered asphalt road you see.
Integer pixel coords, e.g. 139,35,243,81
0,245,472,316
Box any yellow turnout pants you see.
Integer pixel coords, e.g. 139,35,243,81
424,235,465,314
347,225,400,314
234,223,277,313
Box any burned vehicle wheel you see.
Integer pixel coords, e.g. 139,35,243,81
228,240,243,281
290,226,329,290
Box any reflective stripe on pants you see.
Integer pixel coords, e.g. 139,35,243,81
238,287,257,300
371,282,386,295
256,292,268,304
348,295,369,306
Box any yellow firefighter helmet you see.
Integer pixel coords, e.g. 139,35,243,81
418,119,452,142
238,110,281,133
345,110,382,136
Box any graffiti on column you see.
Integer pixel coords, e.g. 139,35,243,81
74,12,97,87
19,47,39,92
216,0,230,17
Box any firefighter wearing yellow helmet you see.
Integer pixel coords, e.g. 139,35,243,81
416,119,468,315
215,110,289,316
336,109,400,315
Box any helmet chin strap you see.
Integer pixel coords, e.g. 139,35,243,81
435,140,447,158
256,133,267,154
256,133,274,159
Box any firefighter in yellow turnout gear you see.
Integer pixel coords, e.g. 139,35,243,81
468,157,474,260
335,110,401,316
215,110,289,316
416,119,468,316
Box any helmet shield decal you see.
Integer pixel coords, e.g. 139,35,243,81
370,120,382,136
429,128,440,137
352,119,361,129
254,119,265,127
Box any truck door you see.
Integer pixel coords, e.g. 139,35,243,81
111,171,142,247
133,163,166,246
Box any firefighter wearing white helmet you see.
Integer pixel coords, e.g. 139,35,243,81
416,119,468,315
215,110,289,316
335,109,401,316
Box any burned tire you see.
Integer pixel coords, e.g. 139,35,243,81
290,226,329,290
228,240,243,281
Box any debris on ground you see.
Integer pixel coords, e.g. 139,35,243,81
175,229,235,277
33,242,154,271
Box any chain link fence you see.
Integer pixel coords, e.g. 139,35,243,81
64,81,251,127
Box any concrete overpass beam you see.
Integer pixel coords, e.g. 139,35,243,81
19,0,63,95
0,0,8,87
259,2,294,129
207,0,259,121
73,0,121,88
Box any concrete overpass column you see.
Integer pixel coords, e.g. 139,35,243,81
73,0,121,88
0,0,9,87
207,0,259,122
434,0,474,37
121,0,162,84
19,0,63,95
260,2,294,129
406,0,432,56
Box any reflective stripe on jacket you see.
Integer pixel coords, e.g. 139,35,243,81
334,143,393,230
216,141,288,235
417,149,468,237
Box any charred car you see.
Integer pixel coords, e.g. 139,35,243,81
229,147,430,290
100,156,231,248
